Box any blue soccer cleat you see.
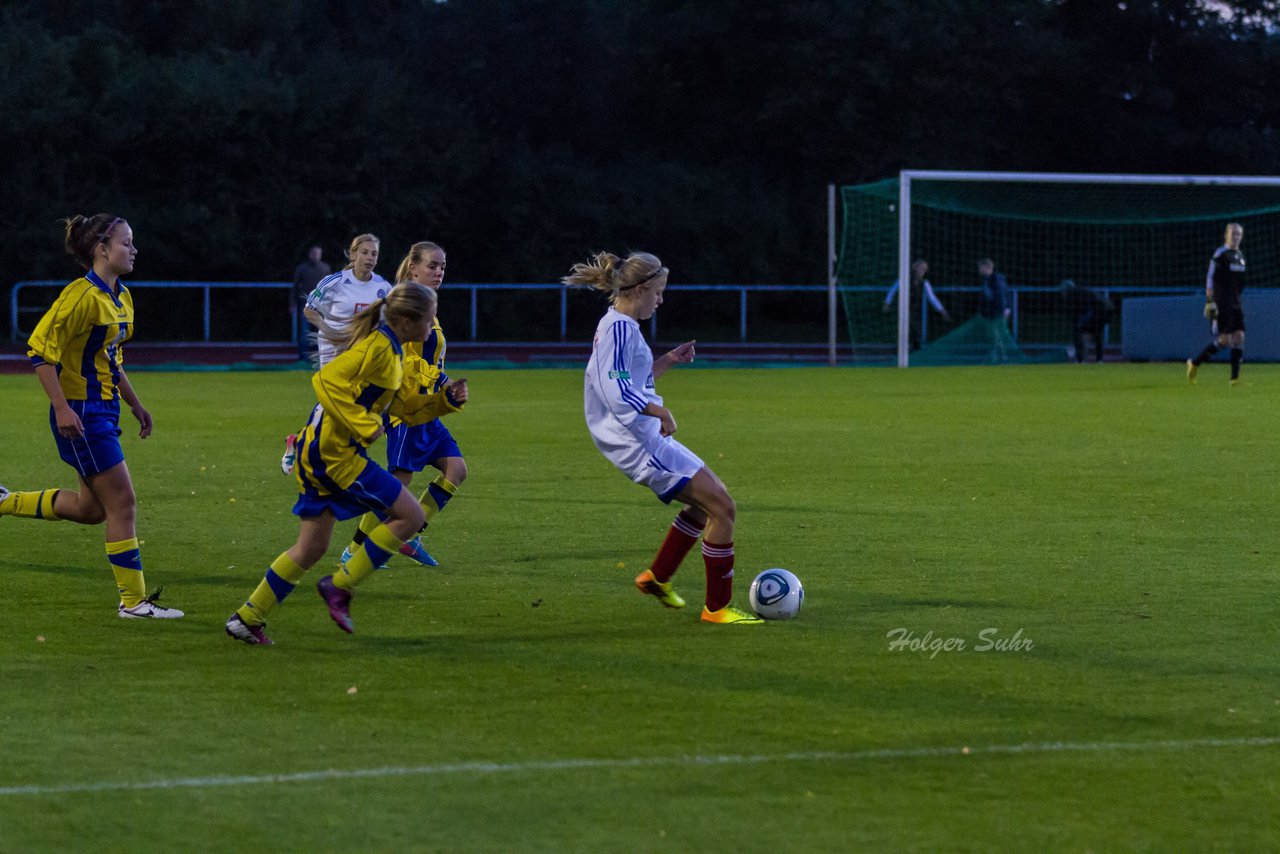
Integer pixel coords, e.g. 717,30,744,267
398,536,439,567
280,433,298,475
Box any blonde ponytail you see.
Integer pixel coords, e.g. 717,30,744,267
563,251,667,303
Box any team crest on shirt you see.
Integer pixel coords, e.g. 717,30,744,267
608,370,631,380
378,288,387,298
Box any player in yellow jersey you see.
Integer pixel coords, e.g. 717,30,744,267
225,283,461,645
341,242,470,569
0,214,182,619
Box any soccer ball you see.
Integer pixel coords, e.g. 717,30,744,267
748,569,804,620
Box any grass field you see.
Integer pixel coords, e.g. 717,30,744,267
2,362,1280,851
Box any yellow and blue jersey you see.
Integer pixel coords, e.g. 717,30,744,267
391,317,453,429
27,271,134,401
405,317,448,394
296,322,462,495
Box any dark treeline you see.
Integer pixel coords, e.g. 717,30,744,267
3,0,1280,296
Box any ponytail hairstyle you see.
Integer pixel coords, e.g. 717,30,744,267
561,251,668,304
395,241,444,284
338,281,438,352
63,213,125,271
343,233,380,270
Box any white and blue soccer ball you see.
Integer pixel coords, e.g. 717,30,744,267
749,568,804,620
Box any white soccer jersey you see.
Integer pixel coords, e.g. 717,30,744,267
306,269,392,366
585,308,702,501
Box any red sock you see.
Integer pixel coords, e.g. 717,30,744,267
649,510,704,582
702,540,734,611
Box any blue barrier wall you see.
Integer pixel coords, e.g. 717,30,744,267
1123,292,1280,361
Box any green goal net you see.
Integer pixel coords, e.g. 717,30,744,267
835,173,1280,365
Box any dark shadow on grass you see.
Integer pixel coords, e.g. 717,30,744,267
8,562,98,577
11,562,249,589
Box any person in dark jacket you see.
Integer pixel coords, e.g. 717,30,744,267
1059,279,1114,363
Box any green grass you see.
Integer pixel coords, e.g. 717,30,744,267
3,363,1280,851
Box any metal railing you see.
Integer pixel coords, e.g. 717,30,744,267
11,280,833,344
9,280,294,343
13,278,1183,351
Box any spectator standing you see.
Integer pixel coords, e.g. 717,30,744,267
883,259,951,348
977,258,1012,363
292,244,331,361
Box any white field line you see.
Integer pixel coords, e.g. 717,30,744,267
2,735,1278,798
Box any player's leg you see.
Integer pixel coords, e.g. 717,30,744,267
635,505,705,609
388,424,465,567
344,468,414,568
1230,329,1245,383
674,467,761,625
81,462,182,618
3,399,114,524
1188,332,1221,382
333,484,423,588
229,512,336,644
319,464,424,633
1089,319,1106,362
0,484,81,522
404,423,467,560
416,454,464,527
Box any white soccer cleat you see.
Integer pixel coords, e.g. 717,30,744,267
280,434,298,475
118,588,184,619
225,613,273,645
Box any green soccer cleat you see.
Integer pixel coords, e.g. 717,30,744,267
700,604,764,625
635,569,685,609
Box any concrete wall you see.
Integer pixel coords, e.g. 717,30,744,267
1122,292,1280,361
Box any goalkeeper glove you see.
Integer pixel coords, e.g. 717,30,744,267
1204,301,1218,320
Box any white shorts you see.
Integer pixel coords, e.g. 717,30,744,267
594,431,704,503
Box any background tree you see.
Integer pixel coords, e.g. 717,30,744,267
2,0,1278,324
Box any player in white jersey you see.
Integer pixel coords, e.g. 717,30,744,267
282,233,390,474
305,233,391,367
564,251,762,625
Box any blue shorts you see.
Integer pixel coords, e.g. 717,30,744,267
292,457,405,521
52,399,125,477
386,418,462,473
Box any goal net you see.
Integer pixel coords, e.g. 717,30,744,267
834,172,1280,366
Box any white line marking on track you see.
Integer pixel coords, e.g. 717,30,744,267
3,735,1278,797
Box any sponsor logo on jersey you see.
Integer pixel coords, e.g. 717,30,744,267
608,370,631,380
